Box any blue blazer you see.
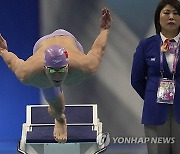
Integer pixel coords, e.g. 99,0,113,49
131,34,180,125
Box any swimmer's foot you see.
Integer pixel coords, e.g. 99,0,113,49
53,114,67,143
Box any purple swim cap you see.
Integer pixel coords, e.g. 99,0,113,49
44,45,69,68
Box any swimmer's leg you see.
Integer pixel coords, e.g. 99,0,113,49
42,87,67,143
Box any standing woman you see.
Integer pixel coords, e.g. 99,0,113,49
131,0,180,154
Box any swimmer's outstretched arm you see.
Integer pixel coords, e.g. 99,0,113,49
0,48,25,74
0,34,27,80
69,8,111,77
0,47,44,84
87,8,111,69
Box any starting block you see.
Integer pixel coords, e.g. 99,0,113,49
18,104,105,154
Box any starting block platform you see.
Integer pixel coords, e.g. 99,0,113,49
18,104,105,154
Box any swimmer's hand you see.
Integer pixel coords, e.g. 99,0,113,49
0,34,8,50
100,8,112,30
0,47,8,56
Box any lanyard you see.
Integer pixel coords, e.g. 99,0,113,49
160,38,180,78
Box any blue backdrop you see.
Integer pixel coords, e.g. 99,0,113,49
0,0,40,152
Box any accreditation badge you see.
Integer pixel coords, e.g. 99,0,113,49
157,78,175,104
